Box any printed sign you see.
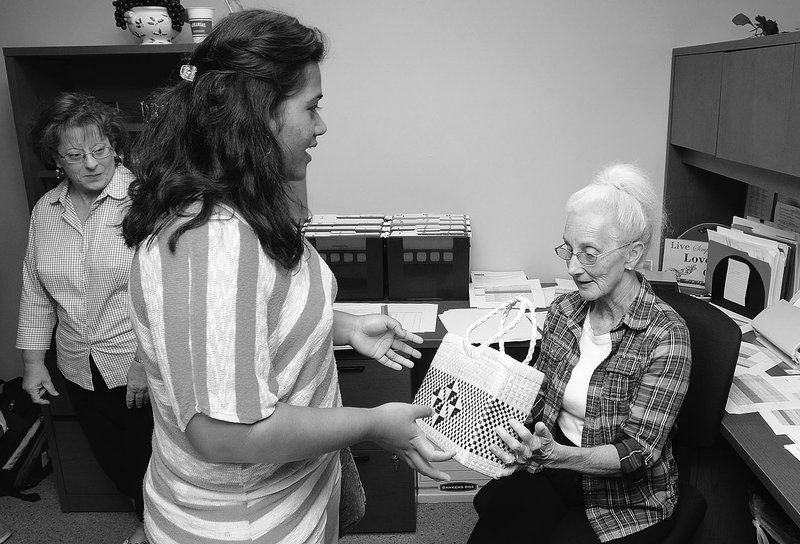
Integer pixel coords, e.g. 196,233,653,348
662,238,708,287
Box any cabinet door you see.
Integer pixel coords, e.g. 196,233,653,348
788,44,800,177
670,52,723,155
717,44,795,174
349,447,416,533
337,357,416,533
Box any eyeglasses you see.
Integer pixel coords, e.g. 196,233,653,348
57,144,113,165
554,242,632,266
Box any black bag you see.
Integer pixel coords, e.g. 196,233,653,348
0,377,52,502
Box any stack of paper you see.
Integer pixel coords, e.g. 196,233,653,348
726,338,800,462
732,216,800,298
384,213,471,237
302,214,386,237
468,270,547,309
707,226,788,309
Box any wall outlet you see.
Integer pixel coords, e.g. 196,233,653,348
643,259,654,271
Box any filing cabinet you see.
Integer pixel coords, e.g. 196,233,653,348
336,354,416,533
42,350,133,512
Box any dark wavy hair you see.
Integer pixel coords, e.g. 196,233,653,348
122,9,326,270
30,91,127,168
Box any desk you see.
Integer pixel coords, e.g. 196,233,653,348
722,412,800,527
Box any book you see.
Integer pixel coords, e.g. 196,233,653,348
661,238,708,287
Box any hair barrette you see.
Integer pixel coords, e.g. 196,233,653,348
179,64,197,82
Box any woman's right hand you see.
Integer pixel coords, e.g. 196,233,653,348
370,402,455,482
22,355,59,405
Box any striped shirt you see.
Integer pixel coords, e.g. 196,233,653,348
16,167,137,390
534,277,691,542
128,204,341,544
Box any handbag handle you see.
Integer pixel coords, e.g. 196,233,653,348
463,296,538,365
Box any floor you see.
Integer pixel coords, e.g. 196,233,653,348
0,473,478,543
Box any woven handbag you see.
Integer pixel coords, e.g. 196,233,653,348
413,296,544,479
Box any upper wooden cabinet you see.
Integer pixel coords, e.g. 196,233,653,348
4,44,194,211
663,32,800,247
669,33,800,178
789,47,800,177
670,52,722,155
717,44,795,174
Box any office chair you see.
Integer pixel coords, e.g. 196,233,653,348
655,289,741,544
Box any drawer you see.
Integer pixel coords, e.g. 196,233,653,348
337,359,411,407
349,447,416,533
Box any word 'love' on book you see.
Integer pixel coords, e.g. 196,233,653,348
661,238,708,287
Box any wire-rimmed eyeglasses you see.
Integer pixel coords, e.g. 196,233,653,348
554,242,632,266
57,144,113,165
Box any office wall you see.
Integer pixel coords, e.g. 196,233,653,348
0,0,798,380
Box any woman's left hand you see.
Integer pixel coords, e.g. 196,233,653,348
489,420,556,477
349,314,423,370
125,358,150,409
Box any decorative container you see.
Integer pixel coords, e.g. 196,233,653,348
124,6,179,44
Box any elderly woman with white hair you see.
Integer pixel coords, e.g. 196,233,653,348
469,163,692,544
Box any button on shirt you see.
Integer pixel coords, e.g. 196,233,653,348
16,166,136,391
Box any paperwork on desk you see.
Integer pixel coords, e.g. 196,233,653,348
332,302,438,333
469,270,548,309
439,308,541,343
726,327,800,461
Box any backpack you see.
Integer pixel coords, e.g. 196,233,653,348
0,377,52,502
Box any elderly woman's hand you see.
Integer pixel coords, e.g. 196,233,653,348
125,358,150,409
489,420,556,478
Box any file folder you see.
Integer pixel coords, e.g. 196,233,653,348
707,242,768,319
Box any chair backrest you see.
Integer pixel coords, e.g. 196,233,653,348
656,289,741,450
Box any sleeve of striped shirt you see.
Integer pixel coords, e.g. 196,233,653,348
16,211,57,350
137,219,279,431
615,322,691,480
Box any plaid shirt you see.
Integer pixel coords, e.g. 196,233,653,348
534,277,691,542
16,167,137,391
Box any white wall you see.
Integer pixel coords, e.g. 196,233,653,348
0,0,798,379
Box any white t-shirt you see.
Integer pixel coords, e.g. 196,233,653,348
557,316,612,446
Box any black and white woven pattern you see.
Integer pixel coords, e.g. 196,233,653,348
414,331,543,478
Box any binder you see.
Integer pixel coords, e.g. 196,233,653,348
731,216,798,299
706,241,769,318
752,300,800,365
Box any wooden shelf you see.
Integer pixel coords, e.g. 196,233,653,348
4,44,194,210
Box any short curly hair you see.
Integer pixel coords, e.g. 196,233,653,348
30,91,127,168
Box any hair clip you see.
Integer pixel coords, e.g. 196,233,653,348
179,64,197,82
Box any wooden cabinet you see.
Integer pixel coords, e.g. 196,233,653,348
337,353,418,533
42,350,133,512
717,44,795,174
669,52,722,155
663,33,800,543
789,49,800,177
3,44,193,512
664,32,800,241
4,44,194,210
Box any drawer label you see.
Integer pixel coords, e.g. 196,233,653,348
440,482,478,492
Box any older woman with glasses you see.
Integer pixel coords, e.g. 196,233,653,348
469,163,691,544
17,92,153,544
